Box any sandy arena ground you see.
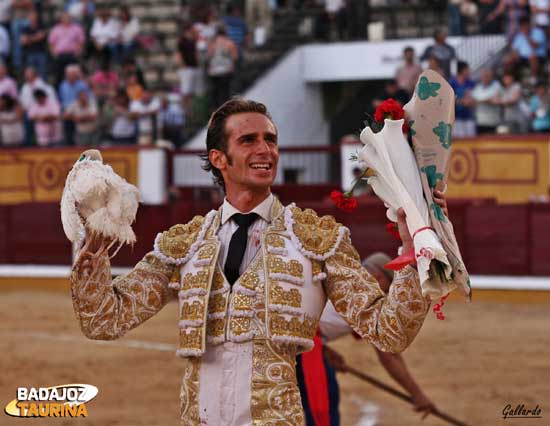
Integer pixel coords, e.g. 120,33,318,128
1,286,549,426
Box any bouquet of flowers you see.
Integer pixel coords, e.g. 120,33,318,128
338,70,470,303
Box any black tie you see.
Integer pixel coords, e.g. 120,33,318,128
224,213,259,285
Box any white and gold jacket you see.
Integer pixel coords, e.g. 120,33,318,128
71,198,429,426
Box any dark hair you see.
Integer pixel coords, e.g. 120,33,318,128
201,97,272,191
0,94,15,110
519,16,530,26
33,88,47,100
403,46,414,53
457,60,469,74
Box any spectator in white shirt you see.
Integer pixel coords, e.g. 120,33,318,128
530,0,550,31
19,66,57,145
130,89,160,145
0,24,9,63
64,89,99,146
0,0,11,30
472,68,504,134
119,6,139,60
90,7,121,64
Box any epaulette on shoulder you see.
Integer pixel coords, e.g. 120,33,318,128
153,211,216,265
284,204,349,261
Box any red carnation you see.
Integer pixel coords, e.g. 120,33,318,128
330,190,358,213
385,222,401,240
374,98,408,133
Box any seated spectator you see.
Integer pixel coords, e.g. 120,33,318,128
372,79,410,109
90,59,118,109
65,0,95,27
0,21,8,64
21,10,47,79
472,68,504,134
122,57,146,88
486,0,530,39
450,61,476,138
530,0,550,32
177,22,200,114
48,12,85,85
529,81,550,132
59,64,90,145
0,94,24,146
505,16,547,79
19,66,56,145
125,72,144,101
499,72,528,133
28,88,63,146
130,89,160,145
159,93,184,147
109,89,136,144
420,29,456,80
0,0,11,32
64,89,98,146
119,6,139,60
207,25,238,109
0,62,17,98
395,46,423,96
90,8,121,65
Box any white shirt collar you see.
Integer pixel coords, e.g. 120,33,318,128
221,193,274,225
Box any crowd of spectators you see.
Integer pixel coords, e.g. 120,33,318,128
0,0,547,149
0,0,190,148
374,16,549,137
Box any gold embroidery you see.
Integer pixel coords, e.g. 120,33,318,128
230,317,252,335
289,207,343,258
233,293,255,311
266,234,286,248
180,328,202,351
197,244,216,260
208,293,228,314
211,269,225,291
181,300,205,321
324,235,429,353
269,314,316,340
181,270,209,292
180,357,201,426
206,318,225,337
270,285,302,308
170,267,181,285
157,216,205,261
240,270,260,291
251,340,304,425
267,255,303,278
311,261,323,277
70,252,175,340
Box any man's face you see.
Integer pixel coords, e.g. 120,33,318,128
214,112,279,193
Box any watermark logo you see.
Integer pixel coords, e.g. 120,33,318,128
4,384,98,418
502,404,543,420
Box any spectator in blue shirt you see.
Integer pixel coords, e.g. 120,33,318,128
505,16,547,79
58,64,90,145
529,81,550,132
450,61,476,138
222,4,248,60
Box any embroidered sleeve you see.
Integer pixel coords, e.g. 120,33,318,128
70,251,177,340
324,235,429,353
